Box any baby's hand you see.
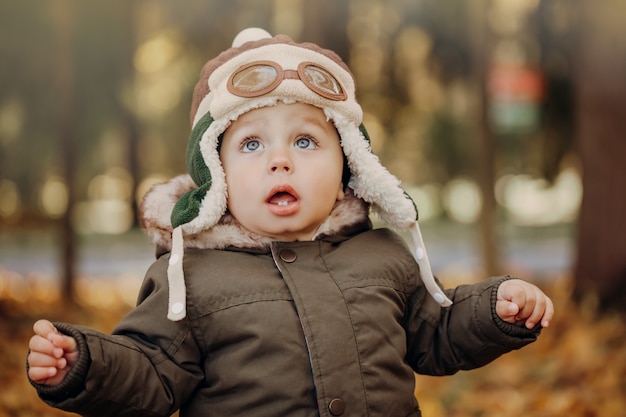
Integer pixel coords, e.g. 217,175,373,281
28,320,79,386
496,279,554,329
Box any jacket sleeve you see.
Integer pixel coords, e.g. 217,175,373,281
28,256,204,417
404,275,541,376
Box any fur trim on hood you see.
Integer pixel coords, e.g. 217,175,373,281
140,174,370,252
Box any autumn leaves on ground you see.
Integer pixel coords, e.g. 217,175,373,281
1,274,624,417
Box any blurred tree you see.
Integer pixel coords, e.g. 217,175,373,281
119,2,141,226
529,0,576,182
51,0,78,302
467,0,500,276
415,0,500,275
0,1,58,223
0,1,147,297
573,1,626,311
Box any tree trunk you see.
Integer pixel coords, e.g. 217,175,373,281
52,0,78,303
120,2,141,227
468,0,500,277
573,1,626,310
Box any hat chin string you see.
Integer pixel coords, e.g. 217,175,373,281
409,222,453,307
167,226,187,321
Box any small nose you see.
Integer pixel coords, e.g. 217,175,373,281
268,150,293,174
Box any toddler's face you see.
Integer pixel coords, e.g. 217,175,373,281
220,102,345,241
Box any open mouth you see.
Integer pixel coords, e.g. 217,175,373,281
268,191,297,206
266,185,300,214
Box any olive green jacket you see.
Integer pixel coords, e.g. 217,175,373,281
30,183,540,417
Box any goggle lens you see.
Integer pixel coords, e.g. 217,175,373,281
230,62,281,97
227,61,347,101
299,64,344,99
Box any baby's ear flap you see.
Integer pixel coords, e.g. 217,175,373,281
170,112,214,229
171,182,212,229
186,112,215,187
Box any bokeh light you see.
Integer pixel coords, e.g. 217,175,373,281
405,184,443,221
442,178,483,224
136,174,170,207
38,176,68,219
87,168,133,201
495,167,582,226
0,98,25,144
0,179,22,221
134,30,183,74
74,168,135,234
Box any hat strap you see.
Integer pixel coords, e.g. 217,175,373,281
167,226,187,321
409,222,453,307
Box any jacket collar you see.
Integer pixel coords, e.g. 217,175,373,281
141,174,371,253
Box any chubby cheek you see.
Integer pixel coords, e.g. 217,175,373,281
225,177,246,211
225,190,248,226
313,179,345,216
223,168,239,208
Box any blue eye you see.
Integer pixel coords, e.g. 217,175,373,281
295,136,316,149
242,138,263,152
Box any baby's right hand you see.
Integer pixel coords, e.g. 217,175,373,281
28,320,79,386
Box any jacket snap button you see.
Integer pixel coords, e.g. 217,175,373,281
328,398,345,416
280,249,297,263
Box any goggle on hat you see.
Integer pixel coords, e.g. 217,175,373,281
166,28,451,321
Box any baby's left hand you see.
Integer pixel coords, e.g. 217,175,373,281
496,279,554,329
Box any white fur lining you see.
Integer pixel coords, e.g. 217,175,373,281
141,174,369,251
326,108,417,229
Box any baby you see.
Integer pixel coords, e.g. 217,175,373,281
27,28,553,417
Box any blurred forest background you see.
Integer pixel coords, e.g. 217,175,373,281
1,0,625,416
